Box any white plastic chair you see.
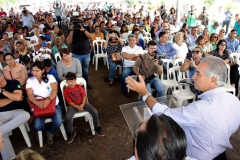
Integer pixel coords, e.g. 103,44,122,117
30,43,38,52
230,53,240,64
54,53,61,62
144,32,151,37
42,54,51,61
33,55,41,62
60,78,95,136
0,63,2,70
161,59,175,95
225,64,236,95
174,58,184,67
116,65,122,74
17,123,31,147
169,66,196,106
143,37,152,44
92,40,109,71
38,119,68,147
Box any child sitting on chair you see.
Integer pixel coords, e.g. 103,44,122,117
63,72,104,144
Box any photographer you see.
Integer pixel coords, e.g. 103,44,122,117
186,5,197,29
66,15,93,89
53,1,62,28
133,40,165,99
198,7,209,26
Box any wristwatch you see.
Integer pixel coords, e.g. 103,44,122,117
142,93,151,101
1,88,5,94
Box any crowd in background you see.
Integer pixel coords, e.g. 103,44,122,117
0,1,240,160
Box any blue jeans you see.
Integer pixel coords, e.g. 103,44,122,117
34,105,62,134
121,67,134,93
108,58,122,80
72,53,90,83
146,77,165,97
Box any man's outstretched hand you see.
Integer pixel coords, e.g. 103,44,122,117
125,75,149,96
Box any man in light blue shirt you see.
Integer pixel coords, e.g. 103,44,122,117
225,29,240,53
125,56,240,160
222,7,233,35
21,10,34,30
157,31,176,59
187,26,198,47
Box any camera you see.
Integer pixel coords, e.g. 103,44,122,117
70,12,83,31
160,4,165,10
153,51,165,65
109,34,115,37
186,52,192,60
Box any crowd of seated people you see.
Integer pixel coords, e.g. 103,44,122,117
0,2,240,160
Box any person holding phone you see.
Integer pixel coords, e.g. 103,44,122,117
180,46,204,79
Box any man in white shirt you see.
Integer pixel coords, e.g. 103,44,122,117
125,57,240,160
121,34,144,97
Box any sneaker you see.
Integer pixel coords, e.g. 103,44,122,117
87,83,93,89
95,127,105,136
66,131,76,144
46,132,54,145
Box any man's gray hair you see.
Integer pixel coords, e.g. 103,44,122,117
128,34,136,39
200,57,227,87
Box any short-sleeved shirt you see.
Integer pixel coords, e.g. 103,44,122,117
21,14,34,29
134,53,160,77
0,80,23,112
122,45,144,67
63,84,86,105
72,26,92,55
208,49,232,62
26,74,59,105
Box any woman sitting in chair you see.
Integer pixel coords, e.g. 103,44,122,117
103,31,124,86
26,61,62,145
56,48,82,82
208,39,239,90
52,37,68,56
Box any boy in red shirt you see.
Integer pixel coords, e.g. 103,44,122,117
63,72,104,143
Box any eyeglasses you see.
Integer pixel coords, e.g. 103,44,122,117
220,43,226,46
5,58,14,61
134,32,139,34
192,51,201,54
211,36,218,38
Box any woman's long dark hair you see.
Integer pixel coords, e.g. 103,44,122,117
30,61,49,83
136,114,187,160
216,39,228,55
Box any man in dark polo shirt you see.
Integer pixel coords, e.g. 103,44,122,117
0,70,30,160
66,16,93,89
133,40,165,100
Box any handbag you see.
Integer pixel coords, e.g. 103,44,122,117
111,52,122,62
28,96,56,117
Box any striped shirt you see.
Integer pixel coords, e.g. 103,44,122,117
152,87,240,160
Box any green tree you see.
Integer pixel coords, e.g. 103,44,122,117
204,0,215,8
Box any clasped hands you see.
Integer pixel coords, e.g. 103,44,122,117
37,99,50,109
